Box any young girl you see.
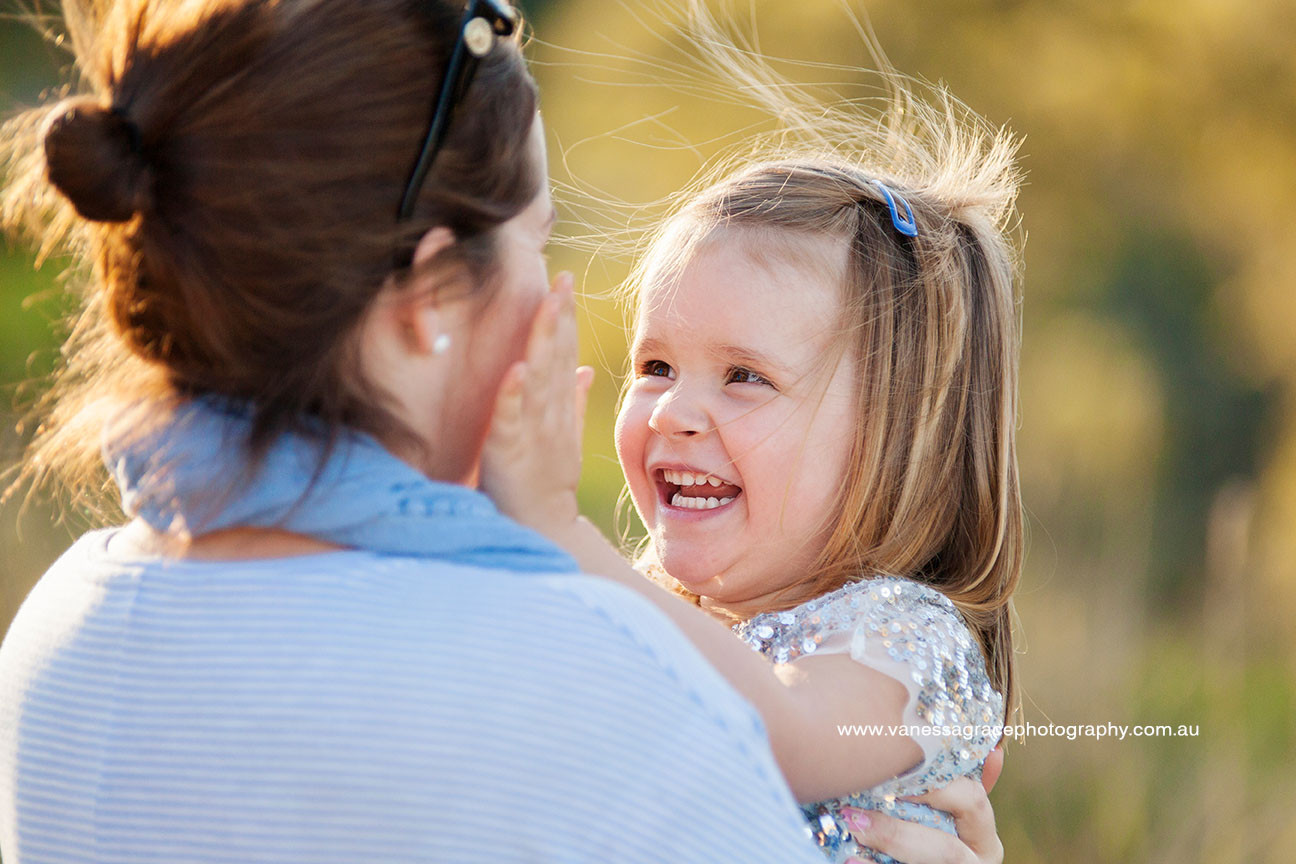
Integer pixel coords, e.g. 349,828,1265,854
483,90,1023,864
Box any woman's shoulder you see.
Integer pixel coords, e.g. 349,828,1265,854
9,530,764,738
16,528,629,650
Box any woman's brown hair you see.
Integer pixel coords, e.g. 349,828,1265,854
2,0,540,511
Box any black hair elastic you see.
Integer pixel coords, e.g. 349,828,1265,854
109,105,144,158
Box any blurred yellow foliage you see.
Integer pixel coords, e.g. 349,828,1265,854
526,1,1296,861
2,0,1294,860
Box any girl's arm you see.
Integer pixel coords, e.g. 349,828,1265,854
547,515,923,803
480,279,920,803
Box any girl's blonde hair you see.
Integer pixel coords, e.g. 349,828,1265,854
617,13,1025,718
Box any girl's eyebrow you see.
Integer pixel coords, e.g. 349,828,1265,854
630,335,667,356
709,344,790,376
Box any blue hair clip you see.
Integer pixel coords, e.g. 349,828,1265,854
875,182,918,238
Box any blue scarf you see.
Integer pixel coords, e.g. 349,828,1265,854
103,397,578,573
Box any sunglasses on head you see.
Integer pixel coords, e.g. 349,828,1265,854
395,0,518,264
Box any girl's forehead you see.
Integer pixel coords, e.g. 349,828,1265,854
635,230,846,337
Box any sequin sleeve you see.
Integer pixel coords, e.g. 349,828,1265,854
735,576,1004,796
837,577,1003,791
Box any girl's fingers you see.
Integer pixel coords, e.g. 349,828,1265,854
516,296,550,400
553,278,579,381
574,365,594,444
525,294,559,391
487,362,527,445
523,272,577,403
550,269,574,296
478,273,584,525
840,807,979,864
549,272,575,374
525,269,570,367
508,272,585,446
492,362,525,420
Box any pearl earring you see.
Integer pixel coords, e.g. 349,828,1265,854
432,333,451,355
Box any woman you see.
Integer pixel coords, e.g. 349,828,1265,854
0,0,1002,861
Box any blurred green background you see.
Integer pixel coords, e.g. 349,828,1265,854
3,1,1295,861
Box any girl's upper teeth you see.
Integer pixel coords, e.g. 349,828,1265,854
663,469,725,487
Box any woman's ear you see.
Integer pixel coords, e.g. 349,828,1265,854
412,226,455,271
395,299,441,356
395,226,457,355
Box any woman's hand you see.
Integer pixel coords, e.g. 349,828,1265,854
980,745,1004,795
838,770,1005,864
479,271,594,536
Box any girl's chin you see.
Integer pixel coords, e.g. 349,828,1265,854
656,551,727,595
671,573,715,595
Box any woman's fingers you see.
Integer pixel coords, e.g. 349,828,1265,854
840,806,981,864
892,777,1004,863
980,746,1004,794
841,807,972,864
841,778,1005,864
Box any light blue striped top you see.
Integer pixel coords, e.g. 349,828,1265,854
0,529,823,863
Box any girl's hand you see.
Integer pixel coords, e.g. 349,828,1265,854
839,775,1004,864
479,271,595,536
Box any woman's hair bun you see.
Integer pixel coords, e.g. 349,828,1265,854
42,96,152,223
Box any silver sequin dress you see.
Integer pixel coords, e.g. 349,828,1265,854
733,576,1003,864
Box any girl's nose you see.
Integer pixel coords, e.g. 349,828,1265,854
648,387,708,439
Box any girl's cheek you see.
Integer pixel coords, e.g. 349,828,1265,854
613,397,649,472
615,397,659,520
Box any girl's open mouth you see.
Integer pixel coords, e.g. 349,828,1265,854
656,467,743,512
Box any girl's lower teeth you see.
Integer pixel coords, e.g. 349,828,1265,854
670,493,735,510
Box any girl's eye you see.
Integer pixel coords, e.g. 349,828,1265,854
726,366,774,387
638,359,674,379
